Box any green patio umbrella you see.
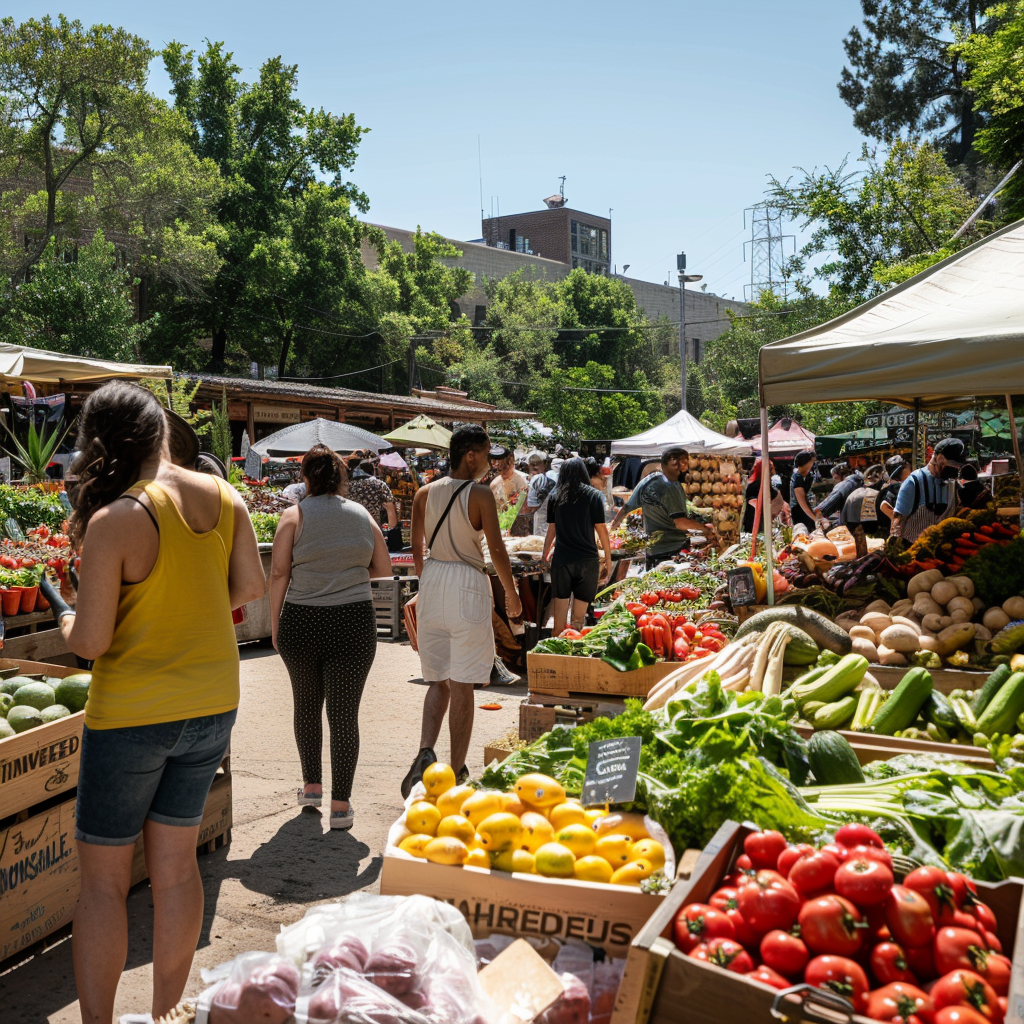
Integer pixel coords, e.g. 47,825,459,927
383,415,452,452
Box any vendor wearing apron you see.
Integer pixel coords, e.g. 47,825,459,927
889,438,965,544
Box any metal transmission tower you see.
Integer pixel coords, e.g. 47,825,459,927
743,204,795,302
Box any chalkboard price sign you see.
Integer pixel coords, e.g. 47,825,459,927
582,736,641,807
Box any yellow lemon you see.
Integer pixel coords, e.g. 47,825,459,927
437,784,475,818
461,790,505,827
464,848,491,868
584,808,605,828
549,803,588,830
514,773,566,809
592,812,649,841
436,814,475,844
406,801,441,836
422,762,457,799
556,823,596,859
499,793,528,817
398,833,433,858
534,842,576,878
629,839,666,870
519,812,555,853
423,836,469,865
611,859,654,886
574,856,614,884
477,812,523,853
594,834,634,867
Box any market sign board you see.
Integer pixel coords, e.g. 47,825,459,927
254,404,301,424
583,737,641,807
864,411,959,429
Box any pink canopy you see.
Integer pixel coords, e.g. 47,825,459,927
749,418,815,454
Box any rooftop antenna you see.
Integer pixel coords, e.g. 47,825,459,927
478,136,484,224
559,175,566,200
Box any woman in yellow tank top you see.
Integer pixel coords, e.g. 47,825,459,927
47,383,265,1024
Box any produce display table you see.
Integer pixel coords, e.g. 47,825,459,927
527,651,678,702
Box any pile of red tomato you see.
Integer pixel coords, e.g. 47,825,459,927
622,600,726,662
673,825,1011,1023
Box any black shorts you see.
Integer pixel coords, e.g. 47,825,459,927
551,558,600,602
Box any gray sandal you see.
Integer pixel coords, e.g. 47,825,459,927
331,803,354,830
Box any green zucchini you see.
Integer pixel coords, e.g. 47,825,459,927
807,730,865,785
785,665,829,695
791,654,868,709
926,722,951,743
973,665,1013,716
921,692,960,733
813,694,858,730
781,626,820,666
734,606,853,655
975,671,1024,738
950,697,979,735
869,668,933,735
802,701,827,718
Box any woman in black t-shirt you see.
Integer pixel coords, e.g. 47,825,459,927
743,459,787,533
790,450,823,531
542,458,612,636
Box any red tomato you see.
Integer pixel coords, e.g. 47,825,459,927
866,903,893,943
708,888,758,947
905,866,958,923
834,857,894,908
777,844,815,879
745,965,791,991
871,941,917,985
680,622,698,640
935,1009,998,1024
979,953,1012,998
822,842,850,862
709,887,738,912
905,943,938,983
789,849,840,896
886,885,936,949
760,929,809,979
931,970,1002,1022
672,903,736,953
798,895,865,957
946,873,980,910
971,903,998,936
934,927,988,976
980,930,1002,956
804,955,870,1013
847,844,894,871
835,823,884,850
744,830,788,871
687,937,754,974
735,853,753,872
865,982,935,1024
737,870,801,934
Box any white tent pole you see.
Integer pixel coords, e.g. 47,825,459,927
1006,394,1023,522
760,405,775,605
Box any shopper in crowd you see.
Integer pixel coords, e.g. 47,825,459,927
743,459,788,533
878,455,910,535
525,449,559,535
817,462,864,522
609,447,715,566
347,459,399,533
542,457,612,635
48,382,265,1024
956,463,992,512
584,456,615,521
270,445,391,830
402,425,522,797
841,463,886,535
890,437,966,542
489,445,529,509
790,450,826,532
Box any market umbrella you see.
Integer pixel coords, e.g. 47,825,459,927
250,418,389,459
383,415,452,452
379,451,409,470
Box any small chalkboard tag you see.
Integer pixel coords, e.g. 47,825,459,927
727,566,758,606
582,736,641,807
59,491,73,514
4,517,24,541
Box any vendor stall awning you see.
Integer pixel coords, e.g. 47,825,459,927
0,344,171,383
251,418,389,458
383,415,452,452
610,408,753,458
758,218,1024,409
749,418,816,453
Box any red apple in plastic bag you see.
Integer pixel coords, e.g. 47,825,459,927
307,971,369,1022
537,973,591,1024
365,940,418,995
210,960,300,1024
312,935,370,982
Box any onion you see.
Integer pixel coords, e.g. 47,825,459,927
712,496,723,508
712,482,723,494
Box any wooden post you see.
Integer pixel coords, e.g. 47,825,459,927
246,401,255,446
760,405,775,605
1006,394,1023,523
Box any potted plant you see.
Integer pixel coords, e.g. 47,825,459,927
15,565,42,614
2,418,72,486
0,567,22,617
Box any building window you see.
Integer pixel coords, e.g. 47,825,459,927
571,220,578,253
600,229,608,259
571,220,606,262
515,236,531,253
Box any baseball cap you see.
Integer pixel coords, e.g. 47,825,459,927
884,455,906,478
489,444,509,458
526,449,548,466
934,438,966,466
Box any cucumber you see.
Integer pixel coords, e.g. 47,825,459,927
869,668,934,736
803,701,827,718
813,695,858,730
973,665,1013,716
791,654,868,709
921,692,960,733
807,730,865,785
781,626,820,666
785,665,829,694
975,672,1024,738
950,697,979,735
734,606,853,655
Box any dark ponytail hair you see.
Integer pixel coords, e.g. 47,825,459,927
301,444,347,496
549,456,591,510
69,382,167,549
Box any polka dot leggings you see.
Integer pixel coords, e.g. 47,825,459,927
277,599,377,801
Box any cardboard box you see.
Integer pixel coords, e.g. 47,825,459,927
519,700,605,744
610,820,1024,1024
527,653,677,700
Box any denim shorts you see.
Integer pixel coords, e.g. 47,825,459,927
75,710,236,846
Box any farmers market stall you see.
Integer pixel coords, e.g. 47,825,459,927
250,417,390,458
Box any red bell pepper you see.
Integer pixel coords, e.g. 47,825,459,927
680,622,698,640
640,592,660,606
648,613,673,654
626,603,646,618
673,637,690,660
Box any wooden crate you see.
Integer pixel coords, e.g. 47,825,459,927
518,700,608,744
527,653,677,701
611,820,1024,1024
794,724,995,766
870,663,993,693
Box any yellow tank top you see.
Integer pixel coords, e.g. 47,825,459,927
85,477,239,730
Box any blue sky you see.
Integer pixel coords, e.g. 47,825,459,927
10,1,870,299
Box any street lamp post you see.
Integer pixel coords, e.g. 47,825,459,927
677,253,703,412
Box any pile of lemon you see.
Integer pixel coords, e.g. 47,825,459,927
397,763,666,887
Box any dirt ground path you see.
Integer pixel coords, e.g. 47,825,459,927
0,640,523,1023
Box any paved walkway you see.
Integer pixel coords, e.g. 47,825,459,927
0,641,523,1023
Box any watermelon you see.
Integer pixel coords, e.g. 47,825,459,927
0,717,14,739
1,676,35,698
12,682,56,711
7,705,43,732
54,674,91,714
40,704,71,723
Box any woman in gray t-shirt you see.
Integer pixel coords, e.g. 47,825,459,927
270,445,391,830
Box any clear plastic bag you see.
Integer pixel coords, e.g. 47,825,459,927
206,951,301,1024
589,959,625,1024
536,973,591,1024
298,967,432,1024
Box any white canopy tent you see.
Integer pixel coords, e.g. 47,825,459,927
755,218,1024,604
610,408,753,458
0,344,171,383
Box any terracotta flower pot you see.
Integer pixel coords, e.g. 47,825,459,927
1,588,22,616
19,585,38,614
35,590,50,611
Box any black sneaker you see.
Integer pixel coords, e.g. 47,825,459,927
401,746,437,800
455,765,470,785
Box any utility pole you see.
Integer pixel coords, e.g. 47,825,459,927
677,253,702,412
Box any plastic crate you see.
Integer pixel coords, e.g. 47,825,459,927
371,576,418,639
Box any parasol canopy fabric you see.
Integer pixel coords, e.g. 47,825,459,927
379,451,409,470
382,414,452,452
610,408,753,457
748,418,816,453
250,418,389,458
0,343,171,383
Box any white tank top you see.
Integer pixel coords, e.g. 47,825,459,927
424,477,485,571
